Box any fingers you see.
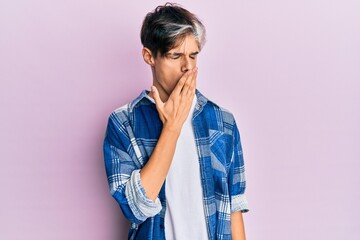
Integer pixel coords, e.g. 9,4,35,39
189,68,197,95
151,85,164,108
152,68,198,127
177,68,197,117
171,72,189,96
172,68,197,96
181,67,197,97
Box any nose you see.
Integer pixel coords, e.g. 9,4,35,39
181,56,195,73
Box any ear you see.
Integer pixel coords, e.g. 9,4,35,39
142,47,155,66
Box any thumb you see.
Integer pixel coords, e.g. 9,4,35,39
151,86,164,107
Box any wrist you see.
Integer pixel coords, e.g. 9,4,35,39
162,123,181,137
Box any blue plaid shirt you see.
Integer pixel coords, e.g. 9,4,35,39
103,89,249,240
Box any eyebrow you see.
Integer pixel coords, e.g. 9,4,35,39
168,51,199,57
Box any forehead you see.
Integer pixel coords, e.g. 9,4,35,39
168,35,200,53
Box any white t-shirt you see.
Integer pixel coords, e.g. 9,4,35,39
145,94,208,239
164,95,208,240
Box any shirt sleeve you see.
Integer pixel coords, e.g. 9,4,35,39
103,113,162,224
228,119,249,213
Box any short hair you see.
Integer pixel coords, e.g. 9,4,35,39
140,2,206,58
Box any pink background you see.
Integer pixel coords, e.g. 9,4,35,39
1,0,359,239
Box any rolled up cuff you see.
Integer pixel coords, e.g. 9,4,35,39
125,169,162,221
231,194,249,213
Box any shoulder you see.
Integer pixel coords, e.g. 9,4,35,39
108,103,130,127
198,91,236,125
108,90,151,124
196,90,240,138
209,101,235,121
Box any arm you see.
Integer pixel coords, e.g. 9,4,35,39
140,67,197,201
103,116,157,224
229,119,249,238
105,113,168,224
103,68,197,223
231,211,246,240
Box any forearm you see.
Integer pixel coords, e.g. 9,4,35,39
140,68,197,202
140,126,180,201
231,211,246,240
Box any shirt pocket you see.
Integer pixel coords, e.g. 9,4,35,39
208,130,234,195
209,129,234,173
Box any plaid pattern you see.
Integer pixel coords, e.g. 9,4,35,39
103,89,249,240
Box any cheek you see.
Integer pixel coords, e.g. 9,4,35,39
154,61,185,90
160,65,181,83
165,73,180,90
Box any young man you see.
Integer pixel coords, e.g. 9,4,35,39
103,3,249,240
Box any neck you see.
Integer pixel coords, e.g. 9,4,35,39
147,82,169,102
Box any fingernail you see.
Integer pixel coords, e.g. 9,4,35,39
151,86,155,92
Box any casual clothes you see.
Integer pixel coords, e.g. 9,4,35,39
103,89,249,240
143,95,209,239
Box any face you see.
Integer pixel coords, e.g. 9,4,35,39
147,34,200,98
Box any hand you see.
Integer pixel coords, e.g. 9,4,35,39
151,67,198,133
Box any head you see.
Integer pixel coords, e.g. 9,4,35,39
140,3,206,100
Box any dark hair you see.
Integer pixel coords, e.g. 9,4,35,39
140,2,206,58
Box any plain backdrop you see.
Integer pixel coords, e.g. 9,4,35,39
1,0,359,239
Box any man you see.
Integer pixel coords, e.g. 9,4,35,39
103,3,249,239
